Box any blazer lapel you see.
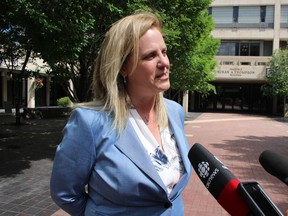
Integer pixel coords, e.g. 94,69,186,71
115,121,167,191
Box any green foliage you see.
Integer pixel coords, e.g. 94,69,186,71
1,0,219,102
261,48,288,97
57,96,72,107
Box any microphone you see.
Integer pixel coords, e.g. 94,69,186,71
188,143,252,216
259,150,288,186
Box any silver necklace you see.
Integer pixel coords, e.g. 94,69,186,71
131,106,150,125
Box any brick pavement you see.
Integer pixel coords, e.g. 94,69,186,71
183,112,288,216
1,112,288,216
0,115,66,216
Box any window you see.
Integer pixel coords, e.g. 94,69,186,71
281,5,288,24
250,43,260,56
212,7,234,24
233,6,239,23
260,6,266,22
208,7,212,15
239,6,259,23
217,42,236,56
240,43,249,56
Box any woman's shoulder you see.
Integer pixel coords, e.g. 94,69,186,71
69,106,111,127
163,98,184,123
163,98,183,110
73,104,100,114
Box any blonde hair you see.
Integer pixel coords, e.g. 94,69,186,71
93,12,168,133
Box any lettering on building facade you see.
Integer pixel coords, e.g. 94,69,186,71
217,67,255,77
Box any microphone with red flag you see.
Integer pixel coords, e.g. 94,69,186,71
188,143,283,216
188,143,252,216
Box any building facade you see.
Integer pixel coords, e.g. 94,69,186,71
190,0,288,116
0,58,66,112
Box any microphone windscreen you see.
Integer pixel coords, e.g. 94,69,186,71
188,143,251,216
259,150,288,185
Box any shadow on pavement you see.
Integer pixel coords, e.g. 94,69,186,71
0,115,68,177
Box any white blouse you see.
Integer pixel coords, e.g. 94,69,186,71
129,109,184,195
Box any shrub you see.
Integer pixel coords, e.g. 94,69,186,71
57,97,72,107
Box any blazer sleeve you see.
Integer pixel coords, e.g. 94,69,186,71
50,108,97,216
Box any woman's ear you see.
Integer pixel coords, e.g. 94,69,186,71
120,54,132,77
119,68,127,85
120,70,127,77
120,63,128,77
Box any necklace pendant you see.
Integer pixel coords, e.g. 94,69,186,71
144,116,149,125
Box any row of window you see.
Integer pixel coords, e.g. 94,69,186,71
217,41,274,57
218,42,260,56
209,5,288,24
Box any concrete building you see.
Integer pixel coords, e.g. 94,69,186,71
189,0,288,116
0,57,66,113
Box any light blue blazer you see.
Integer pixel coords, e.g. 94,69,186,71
50,99,192,216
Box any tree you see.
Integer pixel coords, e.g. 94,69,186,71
1,0,219,104
0,3,34,124
261,48,288,116
1,0,95,101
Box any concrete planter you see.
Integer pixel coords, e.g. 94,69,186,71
22,106,72,119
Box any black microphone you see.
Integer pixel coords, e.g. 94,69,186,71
259,150,288,186
188,143,252,216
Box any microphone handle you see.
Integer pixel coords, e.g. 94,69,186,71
238,182,283,216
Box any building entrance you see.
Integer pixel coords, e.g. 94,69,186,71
194,83,273,114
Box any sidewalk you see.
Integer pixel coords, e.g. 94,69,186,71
0,112,288,215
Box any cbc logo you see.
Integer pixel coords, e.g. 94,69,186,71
198,161,210,178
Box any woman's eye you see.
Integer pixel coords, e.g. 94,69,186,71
142,49,167,60
143,53,155,60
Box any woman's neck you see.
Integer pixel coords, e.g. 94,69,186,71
130,95,162,149
131,96,156,125
131,96,155,111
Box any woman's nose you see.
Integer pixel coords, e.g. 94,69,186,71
157,54,170,68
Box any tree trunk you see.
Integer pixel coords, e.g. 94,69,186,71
15,79,21,125
284,96,288,118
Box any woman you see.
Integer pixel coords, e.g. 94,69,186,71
50,11,192,216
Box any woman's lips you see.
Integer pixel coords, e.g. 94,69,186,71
155,72,169,80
